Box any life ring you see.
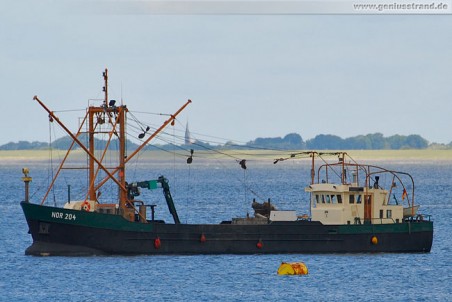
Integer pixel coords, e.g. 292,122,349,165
81,201,91,212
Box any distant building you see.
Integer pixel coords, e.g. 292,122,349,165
185,122,193,145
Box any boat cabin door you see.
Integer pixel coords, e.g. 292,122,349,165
364,194,372,224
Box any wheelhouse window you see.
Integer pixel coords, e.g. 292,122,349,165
325,195,331,203
330,195,342,204
348,194,362,204
314,194,343,205
356,194,362,204
313,194,344,206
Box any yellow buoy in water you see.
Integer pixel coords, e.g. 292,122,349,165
277,262,308,275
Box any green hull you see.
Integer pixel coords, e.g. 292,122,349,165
21,201,434,256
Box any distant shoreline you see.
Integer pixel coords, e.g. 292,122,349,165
1,149,452,164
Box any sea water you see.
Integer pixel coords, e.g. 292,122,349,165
0,158,451,301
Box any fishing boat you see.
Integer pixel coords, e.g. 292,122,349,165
21,69,433,256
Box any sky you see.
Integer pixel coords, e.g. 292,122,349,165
1,1,452,146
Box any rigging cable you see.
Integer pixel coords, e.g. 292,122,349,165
187,149,192,210
175,119,267,201
48,115,56,206
243,163,247,210
172,121,177,196
126,113,283,204
136,129,280,204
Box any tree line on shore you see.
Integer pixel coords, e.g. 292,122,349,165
0,132,450,151
245,133,441,150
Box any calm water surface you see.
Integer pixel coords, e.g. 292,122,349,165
1,158,451,301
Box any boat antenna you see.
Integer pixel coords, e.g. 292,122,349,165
103,69,108,107
121,81,123,106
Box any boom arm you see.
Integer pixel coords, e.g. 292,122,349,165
128,176,180,224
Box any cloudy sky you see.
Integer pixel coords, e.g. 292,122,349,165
1,1,451,146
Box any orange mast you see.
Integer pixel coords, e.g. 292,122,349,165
33,96,128,196
35,69,191,220
93,98,192,193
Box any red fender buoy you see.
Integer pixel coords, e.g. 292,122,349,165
154,237,161,249
200,233,206,243
256,240,263,249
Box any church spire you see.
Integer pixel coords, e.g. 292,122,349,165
185,121,192,145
